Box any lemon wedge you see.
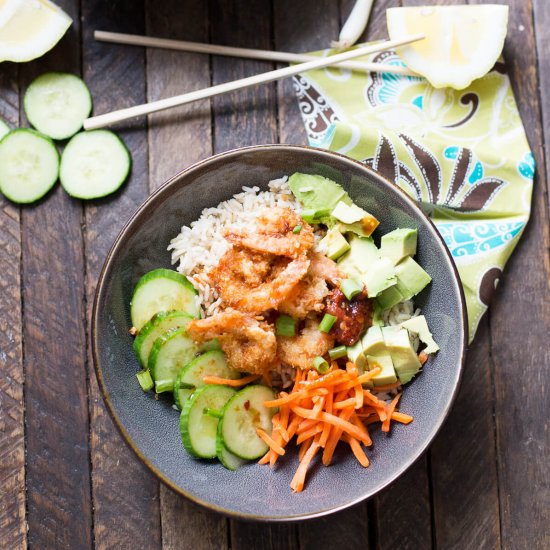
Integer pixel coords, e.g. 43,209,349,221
0,0,72,63
387,5,509,89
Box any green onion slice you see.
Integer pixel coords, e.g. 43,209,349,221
340,278,363,300
136,369,154,392
312,356,330,374
328,345,347,360
276,314,296,337
319,313,337,333
292,224,302,234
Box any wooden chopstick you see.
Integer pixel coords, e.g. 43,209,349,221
83,34,424,131
94,30,417,77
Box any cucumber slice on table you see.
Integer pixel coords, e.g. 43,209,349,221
220,385,278,460
60,130,131,199
131,268,199,331
0,119,9,140
216,421,246,471
0,129,59,204
133,310,194,367
173,350,241,409
148,327,201,393
180,385,236,459
24,72,92,140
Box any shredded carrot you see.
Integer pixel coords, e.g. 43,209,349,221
382,393,402,433
256,428,285,456
418,351,428,365
259,363,414,492
203,374,260,387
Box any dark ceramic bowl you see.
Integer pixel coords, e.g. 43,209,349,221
92,144,467,521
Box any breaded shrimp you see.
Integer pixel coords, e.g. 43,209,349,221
209,247,310,314
277,315,335,370
224,207,314,258
187,309,277,374
308,251,344,286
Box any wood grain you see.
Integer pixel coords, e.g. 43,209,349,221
144,1,228,548
0,64,26,550
81,1,161,548
483,1,550,548
18,1,92,547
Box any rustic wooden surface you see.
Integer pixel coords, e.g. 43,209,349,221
1,1,549,549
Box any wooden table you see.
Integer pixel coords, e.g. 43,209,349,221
1,1,549,548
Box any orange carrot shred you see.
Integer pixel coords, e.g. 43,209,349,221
333,398,356,410
298,436,313,461
391,411,413,424
354,384,364,409
256,428,285,456
296,424,323,445
418,351,428,365
203,374,260,387
291,436,321,492
344,434,370,467
382,393,402,433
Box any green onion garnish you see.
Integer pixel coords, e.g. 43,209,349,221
328,345,347,360
136,369,154,392
292,224,302,234
312,356,330,374
340,278,362,301
154,380,173,394
276,315,296,337
319,313,337,333
301,208,331,223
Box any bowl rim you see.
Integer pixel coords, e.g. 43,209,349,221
92,143,468,522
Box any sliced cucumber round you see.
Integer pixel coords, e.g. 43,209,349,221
216,421,246,471
130,268,199,331
148,327,201,393
133,310,194,367
0,119,9,140
60,130,131,199
24,72,92,140
180,385,236,459
173,350,240,409
0,129,59,204
220,385,278,460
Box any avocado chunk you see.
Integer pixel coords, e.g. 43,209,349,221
346,339,366,372
362,257,397,298
319,227,350,260
361,325,386,356
371,302,384,326
380,228,418,265
337,235,379,279
381,326,422,384
288,173,351,214
395,256,432,300
401,315,439,353
376,285,404,311
366,353,397,386
332,202,379,236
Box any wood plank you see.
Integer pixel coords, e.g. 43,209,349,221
430,320,501,549
482,1,550,548
144,1,228,548
533,0,550,206
18,1,92,548
209,1,291,546
80,1,162,548
0,64,26,550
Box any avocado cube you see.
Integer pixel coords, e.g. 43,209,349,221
366,353,397,386
332,202,379,236
376,285,404,311
380,228,418,265
361,325,386,356
381,326,422,384
401,315,439,353
337,235,379,279
362,257,397,298
395,256,432,300
319,227,350,260
346,339,366,372
288,173,350,212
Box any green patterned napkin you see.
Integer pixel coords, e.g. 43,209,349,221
293,46,534,342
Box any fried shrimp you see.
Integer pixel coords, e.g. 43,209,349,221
224,207,314,258
278,252,342,318
209,247,310,314
277,316,335,370
187,309,277,374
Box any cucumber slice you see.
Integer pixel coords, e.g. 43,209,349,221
130,268,199,331
0,129,59,204
0,119,9,140
180,385,236,459
133,310,194,367
24,72,92,140
220,385,278,460
148,327,201,393
216,421,247,471
60,130,131,199
173,350,241,409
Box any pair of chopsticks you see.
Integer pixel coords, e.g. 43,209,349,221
84,32,424,130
